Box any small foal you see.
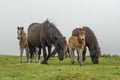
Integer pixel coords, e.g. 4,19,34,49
68,28,86,66
17,27,29,63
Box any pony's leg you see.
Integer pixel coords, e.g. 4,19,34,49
47,45,52,60
64,50,68,58
29,48,34,63
69,47,74,64
77,50,79,62
25,47,29,63
34,48,39,63
78,49,83,66
20,48,23,63
82,47,86,62
67,48,70,58
28,43,35,63
41,47,48,64
38,47,41,63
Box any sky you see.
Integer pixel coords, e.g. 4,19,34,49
0,0,120,56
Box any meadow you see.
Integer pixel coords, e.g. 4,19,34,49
0,55,120,80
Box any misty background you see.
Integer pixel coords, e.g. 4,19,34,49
0,0,120,56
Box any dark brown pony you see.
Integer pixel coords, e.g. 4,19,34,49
72,27,101,64
17,27,29,63
27,20,67,64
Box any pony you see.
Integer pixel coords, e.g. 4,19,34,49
72,27,101,64
27,19,67,64
17,27,29,63
69,28,86,66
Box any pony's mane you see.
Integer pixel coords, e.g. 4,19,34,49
43,19,63,39
83,26,100,49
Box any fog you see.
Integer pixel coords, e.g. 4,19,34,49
0,0,120,55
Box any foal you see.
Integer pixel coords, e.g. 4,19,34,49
68,28,86,66
17,27,29,63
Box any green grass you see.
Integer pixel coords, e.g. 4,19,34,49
0,55,120,80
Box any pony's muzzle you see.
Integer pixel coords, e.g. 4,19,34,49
59,56,64,61
17,37,21,40
81,38,85,41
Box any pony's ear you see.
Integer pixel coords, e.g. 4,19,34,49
99,47,101,49
21,27,24,30
17,27,19,30
79,28,82,31
63,36,66,40
80,28,86,31
83,28,86,31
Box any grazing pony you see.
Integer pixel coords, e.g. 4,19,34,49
27,20,67,64
17,27,29,63
72,27,101,64
69,28,86,66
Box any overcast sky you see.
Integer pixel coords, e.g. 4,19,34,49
0,0,120,55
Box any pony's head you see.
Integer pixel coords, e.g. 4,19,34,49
78,28,86,41
55,37,67,61
17,27,24,40
91,45,101,64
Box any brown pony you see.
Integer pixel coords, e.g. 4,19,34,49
69,28,86,66
17,27,29,63
72,27,101,64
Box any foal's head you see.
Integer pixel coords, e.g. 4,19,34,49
78,28,86,41
17,27,25,40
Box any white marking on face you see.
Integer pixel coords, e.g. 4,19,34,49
18,30,21,34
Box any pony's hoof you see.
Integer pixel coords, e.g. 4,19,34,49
38,60,41,64
28,60,32,63
41,61,48,64
71,61,75,64
26,61,29,63
80,63,83,66
19,61,22,63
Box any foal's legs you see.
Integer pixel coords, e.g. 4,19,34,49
69,47,75,64
78,49,83,66
20,48,23,63
25,47,29,63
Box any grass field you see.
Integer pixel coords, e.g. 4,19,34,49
0,55,120,80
